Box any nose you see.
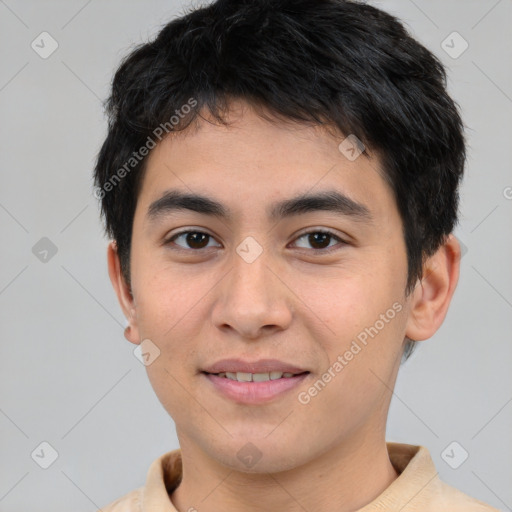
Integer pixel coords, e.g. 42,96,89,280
211,246,293,340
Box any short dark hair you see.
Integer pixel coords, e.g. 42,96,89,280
93,0,466,361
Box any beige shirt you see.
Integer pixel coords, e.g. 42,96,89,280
99,442,499,511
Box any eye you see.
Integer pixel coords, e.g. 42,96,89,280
291,230,346,252
164,230,221,251
164,229,346,253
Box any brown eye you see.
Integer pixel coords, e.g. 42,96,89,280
164,229,346,253
292,230,346,252
307,232,330,249
165,231,221,250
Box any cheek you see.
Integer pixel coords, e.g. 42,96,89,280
302,260,406,388
133,253,200,328
134,267,205,414
294,268,383,345
131,263,208,390
307,304,405,430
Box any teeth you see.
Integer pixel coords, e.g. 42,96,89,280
216,371,299,381
253,372,271,382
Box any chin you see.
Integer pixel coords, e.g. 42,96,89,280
208,439,310,474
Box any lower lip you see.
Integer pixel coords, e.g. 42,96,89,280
203,372,309,404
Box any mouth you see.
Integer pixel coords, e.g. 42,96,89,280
201,370,310,404
202,370,309,382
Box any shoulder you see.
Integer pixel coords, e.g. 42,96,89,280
384,443,499,512
97,487,143,512
96,449,182,512
433,479,500,512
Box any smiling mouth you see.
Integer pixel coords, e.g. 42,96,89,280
203,371,309,382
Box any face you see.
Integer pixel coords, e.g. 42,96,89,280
113,99,417,473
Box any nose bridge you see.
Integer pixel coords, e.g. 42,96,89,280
212,237,292,336
229,240,274,306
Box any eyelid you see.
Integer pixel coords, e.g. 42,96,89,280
163,228,221,249
290,228,347,252
163,227,348,252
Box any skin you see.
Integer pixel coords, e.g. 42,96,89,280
108,99,460,512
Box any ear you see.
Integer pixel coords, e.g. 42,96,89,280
107,241,140,345
405,233,461,342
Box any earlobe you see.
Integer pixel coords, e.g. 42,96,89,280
107,241,141,345
405,234,461,342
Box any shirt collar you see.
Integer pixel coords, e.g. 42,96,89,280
141,442,439,511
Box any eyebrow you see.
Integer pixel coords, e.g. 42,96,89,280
146,189,373,224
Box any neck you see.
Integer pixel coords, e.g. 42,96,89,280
170,431,398,512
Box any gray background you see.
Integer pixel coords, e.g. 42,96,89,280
0,0,511,510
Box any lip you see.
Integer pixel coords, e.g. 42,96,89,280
203,372,309,404
202,358,308,374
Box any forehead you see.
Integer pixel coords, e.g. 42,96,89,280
135,101,397,228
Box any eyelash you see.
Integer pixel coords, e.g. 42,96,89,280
163,229,347,254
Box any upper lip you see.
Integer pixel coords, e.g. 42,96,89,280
202,358,309,375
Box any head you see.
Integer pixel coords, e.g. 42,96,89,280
95,0,464,472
